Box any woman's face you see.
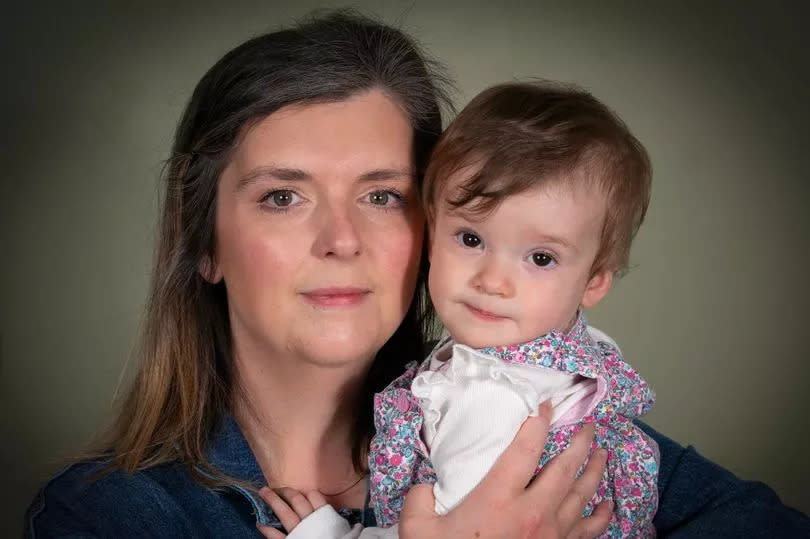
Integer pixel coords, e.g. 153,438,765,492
211,89,424,368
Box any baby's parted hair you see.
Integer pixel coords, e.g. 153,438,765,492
423,81,651,276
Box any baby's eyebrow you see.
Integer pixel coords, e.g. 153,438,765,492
533,233,577,252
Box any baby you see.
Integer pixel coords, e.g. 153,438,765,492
262,81,658,538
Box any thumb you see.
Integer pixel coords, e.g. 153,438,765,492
401,483,437,521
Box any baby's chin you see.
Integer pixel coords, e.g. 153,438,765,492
449,329,538,350
448,320,575,350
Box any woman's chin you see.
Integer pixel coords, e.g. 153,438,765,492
296,328,384,368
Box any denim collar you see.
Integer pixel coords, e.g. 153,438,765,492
205,410,375,528
206,411,267,486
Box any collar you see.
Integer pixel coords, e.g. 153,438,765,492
478,310,602,379
422,311,602,380
206,411,267,485
204,410,374,528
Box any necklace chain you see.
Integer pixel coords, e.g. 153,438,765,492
321,473,368,497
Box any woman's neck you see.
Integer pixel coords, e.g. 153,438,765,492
231,336,371,507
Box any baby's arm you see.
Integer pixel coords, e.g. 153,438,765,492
590,419,658,537
257,487,399,539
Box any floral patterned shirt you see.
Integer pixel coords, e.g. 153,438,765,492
369,315,659,537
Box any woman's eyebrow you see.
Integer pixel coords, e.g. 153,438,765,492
235,166,310,191
358,168,414,182
236,166,413,191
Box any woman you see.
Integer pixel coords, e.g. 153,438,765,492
26,10,809,538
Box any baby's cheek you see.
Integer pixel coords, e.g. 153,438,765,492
427,253,453,307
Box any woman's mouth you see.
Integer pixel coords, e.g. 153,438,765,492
301,287,371,307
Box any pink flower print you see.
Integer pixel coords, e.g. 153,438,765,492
390,454,403,466
625,442,637,453
375,454,385,466
394,393,412,413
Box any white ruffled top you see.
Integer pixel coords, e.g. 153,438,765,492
410,338,597,515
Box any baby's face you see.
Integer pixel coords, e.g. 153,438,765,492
428,173,612,348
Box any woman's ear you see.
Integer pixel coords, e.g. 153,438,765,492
581,269,613,308
199,255,223,283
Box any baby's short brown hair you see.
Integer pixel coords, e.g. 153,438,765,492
423,81,651,275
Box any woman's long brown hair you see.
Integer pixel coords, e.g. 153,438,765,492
98,10,451,485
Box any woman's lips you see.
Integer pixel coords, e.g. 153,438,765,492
463,303,508,322
301,287,371,307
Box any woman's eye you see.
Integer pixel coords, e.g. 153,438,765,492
261,189,301,209
530,252,557,268
366,190,403,208
456,232,483,249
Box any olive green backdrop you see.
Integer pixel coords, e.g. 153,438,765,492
2,1,808,534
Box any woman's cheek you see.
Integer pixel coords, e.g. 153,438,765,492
380,223,423,306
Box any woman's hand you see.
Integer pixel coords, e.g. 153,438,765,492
399,402,612,538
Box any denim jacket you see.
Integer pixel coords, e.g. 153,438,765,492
25,412,809,538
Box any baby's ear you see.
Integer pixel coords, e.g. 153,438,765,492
199,254,223,283
581,269,613,308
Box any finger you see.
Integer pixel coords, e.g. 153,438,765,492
479,402,552,495
259,487,300,532
529,423,595,508
257,523,286,538
400,483,439,522
277,487,315,519
566,500,613,539
305,490,328,510
557,448,608,528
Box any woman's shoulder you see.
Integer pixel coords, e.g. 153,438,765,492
24,458,253,538
637,421,810,537
25,459,184,537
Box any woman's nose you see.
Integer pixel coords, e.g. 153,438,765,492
469,257,515,297
311,202,362,259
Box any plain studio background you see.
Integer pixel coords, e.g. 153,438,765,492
2,1,808,535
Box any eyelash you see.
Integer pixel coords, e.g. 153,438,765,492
527,251,558,269
454,229,558,269
258,189,302,214
454,230,484,249
363,188,407,212
258,188,407,214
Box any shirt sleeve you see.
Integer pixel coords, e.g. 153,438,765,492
287,505,399,539
637,421,810,538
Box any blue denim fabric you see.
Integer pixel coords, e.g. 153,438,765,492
637,422,809,537
26,414,809,538
25,413,375,538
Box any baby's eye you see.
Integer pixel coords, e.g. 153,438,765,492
261,189,302,208
530,252,557,268
455,231,483,249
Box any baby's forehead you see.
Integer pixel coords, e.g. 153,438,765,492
434,162,608,210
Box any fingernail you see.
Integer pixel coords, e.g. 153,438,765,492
600,448,609,461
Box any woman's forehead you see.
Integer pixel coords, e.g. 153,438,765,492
224,89,415,184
